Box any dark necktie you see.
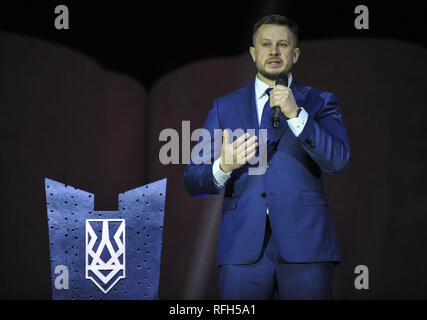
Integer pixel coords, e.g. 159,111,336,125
260,87,274,143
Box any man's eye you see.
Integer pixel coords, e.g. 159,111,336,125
262,43,270,47
279,43,288,47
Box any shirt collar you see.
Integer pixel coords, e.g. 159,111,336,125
255,73,293,99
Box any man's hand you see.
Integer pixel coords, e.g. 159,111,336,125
269,85,300,118
220,131,258,173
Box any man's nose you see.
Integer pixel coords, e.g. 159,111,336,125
269,44,281,55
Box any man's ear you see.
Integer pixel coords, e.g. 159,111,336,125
293,47,300,64
249,46,256,63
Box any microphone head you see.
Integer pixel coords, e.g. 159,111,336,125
275,73,288,87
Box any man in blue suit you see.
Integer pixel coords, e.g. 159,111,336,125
183,14,350,299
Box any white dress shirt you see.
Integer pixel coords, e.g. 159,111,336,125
213,74,309,187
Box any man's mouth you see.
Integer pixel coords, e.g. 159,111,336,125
266,59,282,67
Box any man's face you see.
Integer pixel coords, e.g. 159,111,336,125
250,24,300,82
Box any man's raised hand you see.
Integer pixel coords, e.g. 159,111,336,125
220,130,258,173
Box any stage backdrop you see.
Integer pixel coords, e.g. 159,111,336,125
0,31,426,299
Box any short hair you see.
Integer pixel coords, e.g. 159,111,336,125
252,14,299,47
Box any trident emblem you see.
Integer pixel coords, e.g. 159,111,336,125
86,219,126,294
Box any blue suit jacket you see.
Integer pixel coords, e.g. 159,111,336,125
184,79,350,266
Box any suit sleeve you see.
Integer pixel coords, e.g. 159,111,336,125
296,92,351,175
183,99,225,196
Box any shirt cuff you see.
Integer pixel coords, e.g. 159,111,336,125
287,107,308,137
212,157,232,187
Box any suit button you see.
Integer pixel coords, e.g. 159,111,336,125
305,138,315,148
261,192,267,198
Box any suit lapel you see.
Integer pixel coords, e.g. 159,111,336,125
232,82,259,131
291,80,309,112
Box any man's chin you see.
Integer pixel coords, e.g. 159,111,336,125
260,70,286,81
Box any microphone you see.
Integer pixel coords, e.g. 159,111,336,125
272,73,288,129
